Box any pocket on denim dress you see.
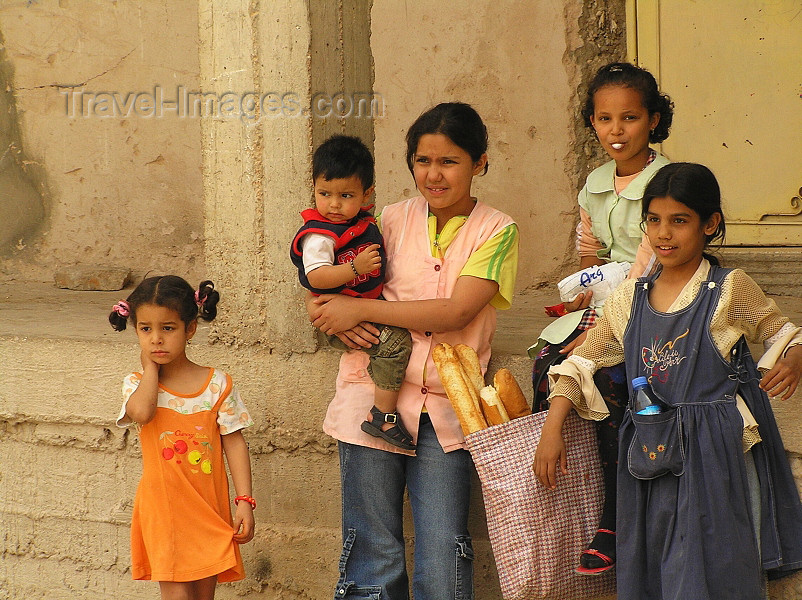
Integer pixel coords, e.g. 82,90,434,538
627,407,685,479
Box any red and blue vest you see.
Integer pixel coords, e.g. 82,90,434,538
290,208,386,298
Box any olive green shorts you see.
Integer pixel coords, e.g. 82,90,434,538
327,324,412,391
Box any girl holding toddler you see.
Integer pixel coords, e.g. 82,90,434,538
310,102,518,600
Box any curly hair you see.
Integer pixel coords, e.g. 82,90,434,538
581,62,674,144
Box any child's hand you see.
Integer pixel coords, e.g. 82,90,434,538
332,323,381,349
560,328,590,356
232,502,255,544
760,345,802,400
533,425,568,490
139,348,160,374
353,243,382,276
564,290,593,313
533,396,574,489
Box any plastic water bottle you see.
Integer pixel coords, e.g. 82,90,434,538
632,377,666,415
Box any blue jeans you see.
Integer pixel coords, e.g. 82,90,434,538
334,414,474,600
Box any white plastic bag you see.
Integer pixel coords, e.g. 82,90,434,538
558,261,631,308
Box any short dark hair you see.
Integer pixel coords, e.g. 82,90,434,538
582,62,674,143
108,275,219,332
312,135,374,191
405,102,489,175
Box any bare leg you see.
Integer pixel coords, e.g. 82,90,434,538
578,365,626,574
159,575,217,600
159,581,193,600
194,575,218,600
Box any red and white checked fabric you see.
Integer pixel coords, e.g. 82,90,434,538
465,411,616,600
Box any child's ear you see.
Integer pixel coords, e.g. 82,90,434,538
472,153,488,176
362,186,375,204
703,212,722,236
186,319,198,340
649,112,661,133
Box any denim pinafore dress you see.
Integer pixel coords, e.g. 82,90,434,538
615,266,802,600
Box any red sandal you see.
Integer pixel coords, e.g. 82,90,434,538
575,529,616,575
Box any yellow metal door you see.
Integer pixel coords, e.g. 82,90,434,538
632,0,802,245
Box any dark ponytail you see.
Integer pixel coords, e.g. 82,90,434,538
405,102,489,175
196,280,220,321
107,275,221,331
108,300,131,331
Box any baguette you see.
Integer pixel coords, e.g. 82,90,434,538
432,343,488,435
479,385,510,426
493,368,531,419
454,343,484,395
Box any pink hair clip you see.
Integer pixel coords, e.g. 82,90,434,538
194,290,204,307
112,300,130,317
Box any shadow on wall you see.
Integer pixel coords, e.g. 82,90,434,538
0,28,48,258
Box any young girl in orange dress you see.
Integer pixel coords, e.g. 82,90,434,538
110,275,255,600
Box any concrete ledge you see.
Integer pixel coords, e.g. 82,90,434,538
720,248,802,298
2,280,801,454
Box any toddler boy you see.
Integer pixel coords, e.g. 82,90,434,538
291,135,414,451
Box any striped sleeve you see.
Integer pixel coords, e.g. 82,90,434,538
459,223,519,309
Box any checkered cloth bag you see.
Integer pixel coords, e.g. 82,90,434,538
464,411,616,600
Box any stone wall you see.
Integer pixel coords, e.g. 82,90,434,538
0,1,205,283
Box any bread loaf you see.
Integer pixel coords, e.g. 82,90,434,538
494,368,531,419
432,343,488,435
479,385,510,426
454,343,484,395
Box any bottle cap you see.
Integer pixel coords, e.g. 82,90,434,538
632,376,649,388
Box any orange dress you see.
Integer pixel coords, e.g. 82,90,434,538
125,369,246,582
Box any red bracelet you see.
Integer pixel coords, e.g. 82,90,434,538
234,495,256,509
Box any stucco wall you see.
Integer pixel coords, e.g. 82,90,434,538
0,309,344,599
0,1,620,599
371,0,627,288
0,1,205,283
0,30,46,259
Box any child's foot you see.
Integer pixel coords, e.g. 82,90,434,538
361,406,415,450
576,529,615,575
